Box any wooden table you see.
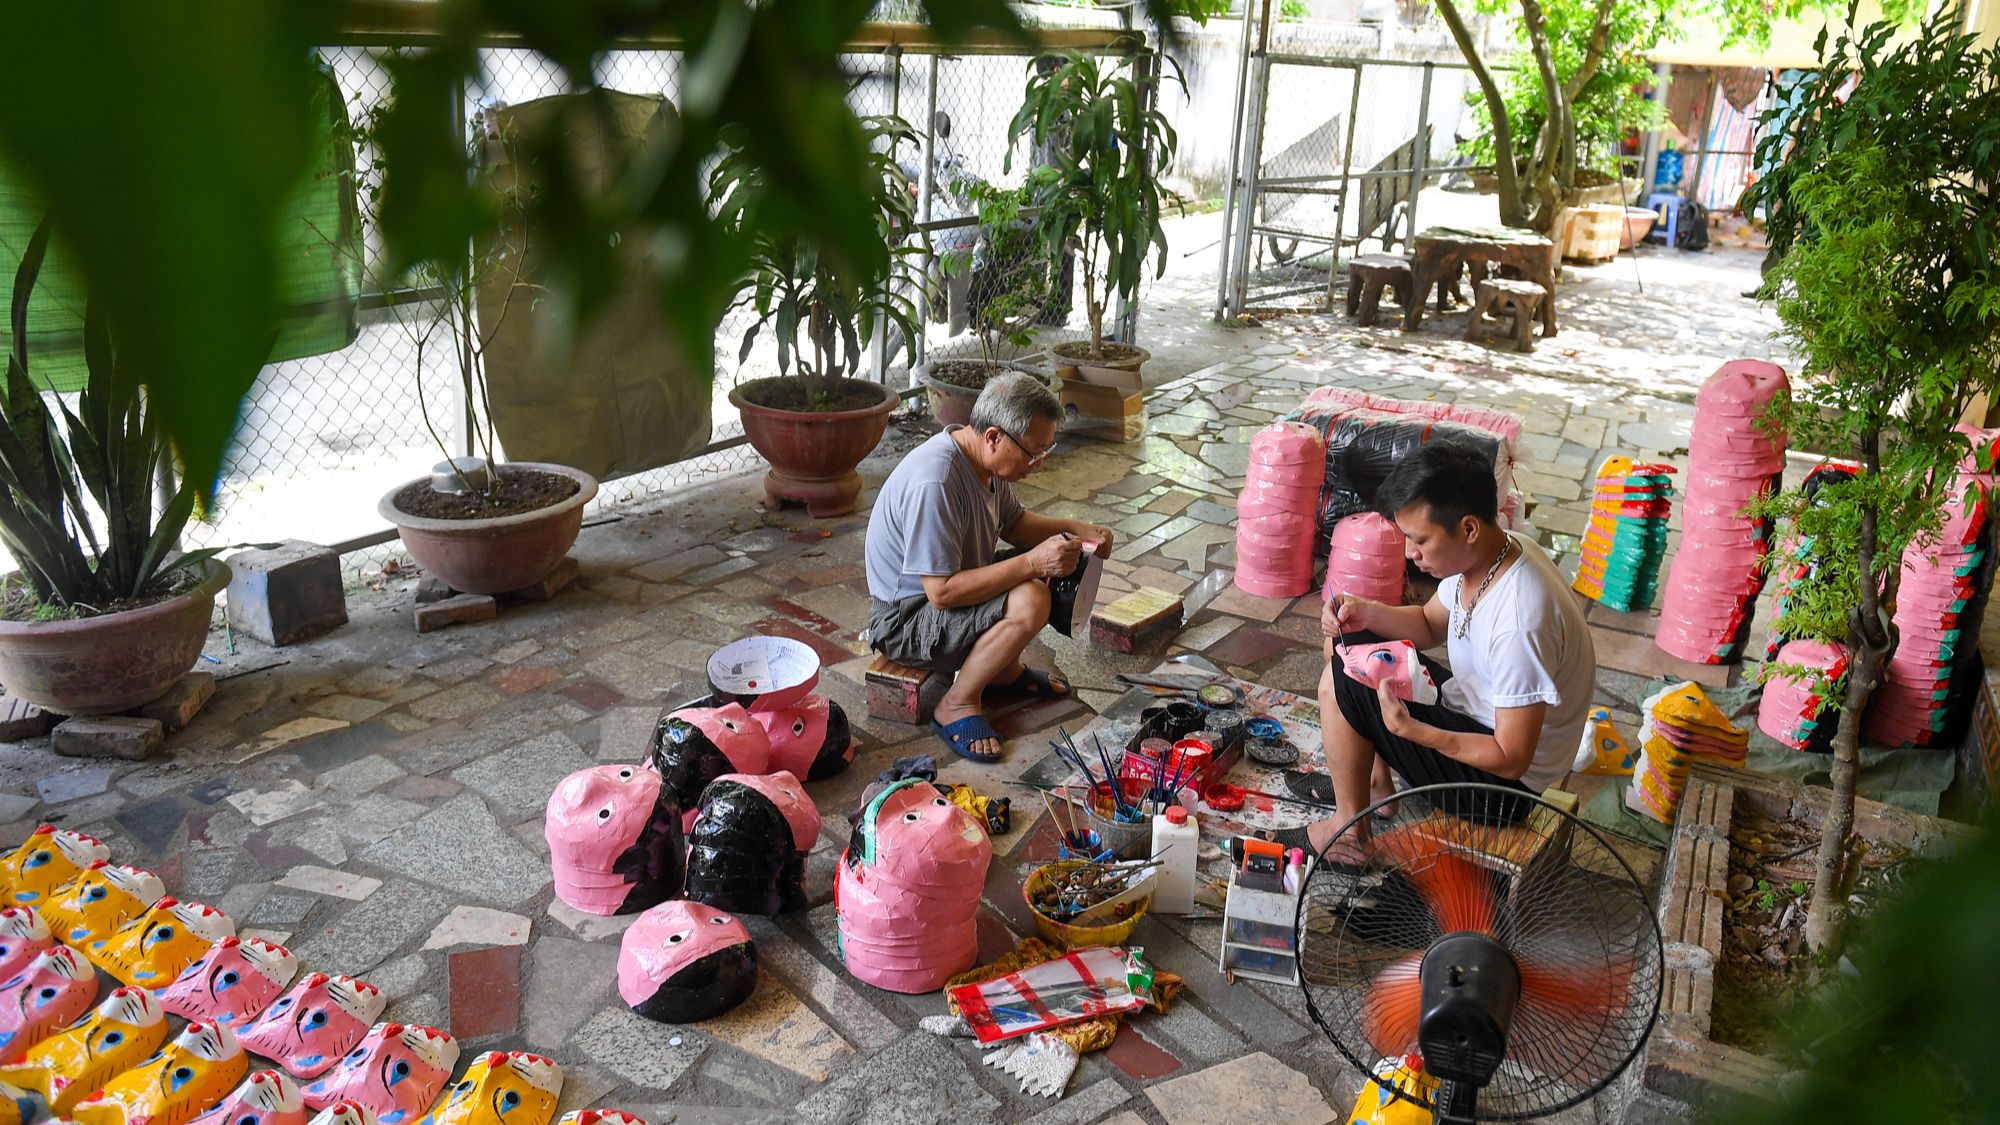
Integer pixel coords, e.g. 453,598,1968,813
1402,225,1558,338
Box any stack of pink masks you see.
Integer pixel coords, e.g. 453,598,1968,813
1322,512,1405,605
1865,478,1990,747
834,779,991,994
1657,360,1789,664
1235,422,1324,598
1757,639,1848,753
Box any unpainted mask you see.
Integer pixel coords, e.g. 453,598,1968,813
751,695,852,781
835,779,991,993
544,764,684,917
616,900,757,1024
682,773,817,916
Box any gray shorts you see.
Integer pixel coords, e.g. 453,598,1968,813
867,592,1011,673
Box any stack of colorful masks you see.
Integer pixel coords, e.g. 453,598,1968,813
1627,681,1748,825
1657,360,1789,664
1865,479,1992,747
835,779,992,994
1235,422,1324,598
1758,639,1847,753
1573,457,1674,613
1322,513,1405,605
683,772,819,916
1761,463,1859,662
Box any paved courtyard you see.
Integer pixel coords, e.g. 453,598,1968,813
1,240,1781,1123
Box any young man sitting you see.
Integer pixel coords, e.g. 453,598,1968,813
863,371,1113,763
1281,441,1595,859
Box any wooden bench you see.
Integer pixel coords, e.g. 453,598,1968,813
1464,278,1550,354
1344,254,1414,327
865,655,940,724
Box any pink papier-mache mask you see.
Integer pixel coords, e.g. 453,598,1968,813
237,973,388,1081
306,1102,380,1125
1338,640,1439,706
1,826,110,907
616,900,757,1024
650,702,772,832
683,772,818,916
68,1018,250,1125
556,1113,646,1125
544,764,685,917
42,863,166,950
190,1070,309,1125
301,1023,459,1125
0,906,53,982
751,695,853,781
0,945,98,1056
835,779,991,994
159,936,301,1028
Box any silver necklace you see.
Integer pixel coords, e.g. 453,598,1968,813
1455,538,1513,640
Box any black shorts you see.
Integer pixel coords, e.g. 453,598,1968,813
1329,634,1535,826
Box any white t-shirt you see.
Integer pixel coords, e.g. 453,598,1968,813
1438,532,1596,792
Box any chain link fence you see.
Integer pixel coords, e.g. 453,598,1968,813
183,31,1134,573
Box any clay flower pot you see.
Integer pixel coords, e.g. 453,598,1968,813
0,560,229,715
1049,341,1150,379
378,461,597,595
730,377,898,518
915,362,1061,428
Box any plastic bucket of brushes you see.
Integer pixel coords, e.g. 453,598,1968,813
1023,860,1154,948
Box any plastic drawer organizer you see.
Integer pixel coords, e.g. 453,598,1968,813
1218,854,1313,986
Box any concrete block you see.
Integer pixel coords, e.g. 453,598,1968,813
135,673,215,732
504,556,580,603
0,693,53,741
52,716,164,761
416,594,498,634
226,540,347,646
415,576,457,605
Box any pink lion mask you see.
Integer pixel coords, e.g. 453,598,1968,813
1337,640,1438,706
301,1023,459,1125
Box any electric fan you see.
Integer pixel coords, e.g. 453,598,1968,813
1294,783,1663,1123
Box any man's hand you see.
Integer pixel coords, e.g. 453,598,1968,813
1070,522,1115,556
1378,680,1416,738
1026,534,1084,578
1322,594,1377,642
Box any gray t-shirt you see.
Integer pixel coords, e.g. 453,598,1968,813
865,428,1023,604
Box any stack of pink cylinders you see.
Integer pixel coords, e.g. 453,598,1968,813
1864,478,1990,747
1657,360,1790,664
1236,422,1325,598
1322,513,1405,605
1757,639,1847,752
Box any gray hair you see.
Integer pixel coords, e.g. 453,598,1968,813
969,370,1063,437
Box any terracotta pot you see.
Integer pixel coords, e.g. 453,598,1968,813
1049,341,1150,380
0,560,229,715
730,378,898,518
915,362,1058,427
379,462,598,595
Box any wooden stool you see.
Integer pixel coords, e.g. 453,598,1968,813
865,655,939,724
1464,278,1549,353
1345,254,1414,327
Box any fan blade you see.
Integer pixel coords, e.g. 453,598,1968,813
1361,953,1425,1057
1515,955,1635,1030
1374,825,1497,935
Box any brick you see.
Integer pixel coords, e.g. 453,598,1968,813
1102,1022,1183,1081
0,693,53,741
448,943,523,1039
865,655,936,725
1643,1025,1785,1109
504,556,579,603
415,593,498,634
415,575,457,604
135,672,215,732
52,716,164,761
225,539,348,646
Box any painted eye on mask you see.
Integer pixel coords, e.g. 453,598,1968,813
500,1092,521,1111
306,1010,328,1028
665,932,687,944
616,768,634,780
902,812,921,823
24,852,48,869
708,915,730,925
791,719,806,736
597,808,612,822
933,798,950,807
103,1031,125,1046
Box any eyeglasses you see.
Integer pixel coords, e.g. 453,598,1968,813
999,428,1057,466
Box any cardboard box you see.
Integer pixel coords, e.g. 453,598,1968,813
1059,363,1145,442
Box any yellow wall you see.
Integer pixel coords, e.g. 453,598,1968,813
1971,0,2000,44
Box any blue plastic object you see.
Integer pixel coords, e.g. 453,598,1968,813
1646,192,1684,247
1654,148,1683,188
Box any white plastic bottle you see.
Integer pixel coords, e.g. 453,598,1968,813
1149,806,1199,914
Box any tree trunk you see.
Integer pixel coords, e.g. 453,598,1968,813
1432,0,1527,227
1515,0,1570,233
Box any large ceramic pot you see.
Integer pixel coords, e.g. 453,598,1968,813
915,361,1062,428
1049,341,1150,380
0,560,229,715
379,461,598,595
730,378,898,518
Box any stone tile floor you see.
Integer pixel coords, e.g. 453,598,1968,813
0,244,1784,1124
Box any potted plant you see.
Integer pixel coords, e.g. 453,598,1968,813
340,95,599,596
916,170,1064,427
1738,9,2000,957
0,223,230,714
714,115,924,518
1008,49,1183,377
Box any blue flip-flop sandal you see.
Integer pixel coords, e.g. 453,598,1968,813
930,714,1004,763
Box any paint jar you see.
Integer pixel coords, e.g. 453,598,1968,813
1163,701,1204,739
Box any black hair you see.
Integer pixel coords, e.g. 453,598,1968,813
1376,440,1498,528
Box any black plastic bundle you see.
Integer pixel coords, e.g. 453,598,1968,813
684,780,808,915
650,710,737,814
1291,404,1504,550
611,780,686,914
627,936,759,1024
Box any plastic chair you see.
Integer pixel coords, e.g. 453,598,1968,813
1646,192,1683,247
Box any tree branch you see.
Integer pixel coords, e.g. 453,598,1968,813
1563,0,1619,103
1433,0,1525,226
